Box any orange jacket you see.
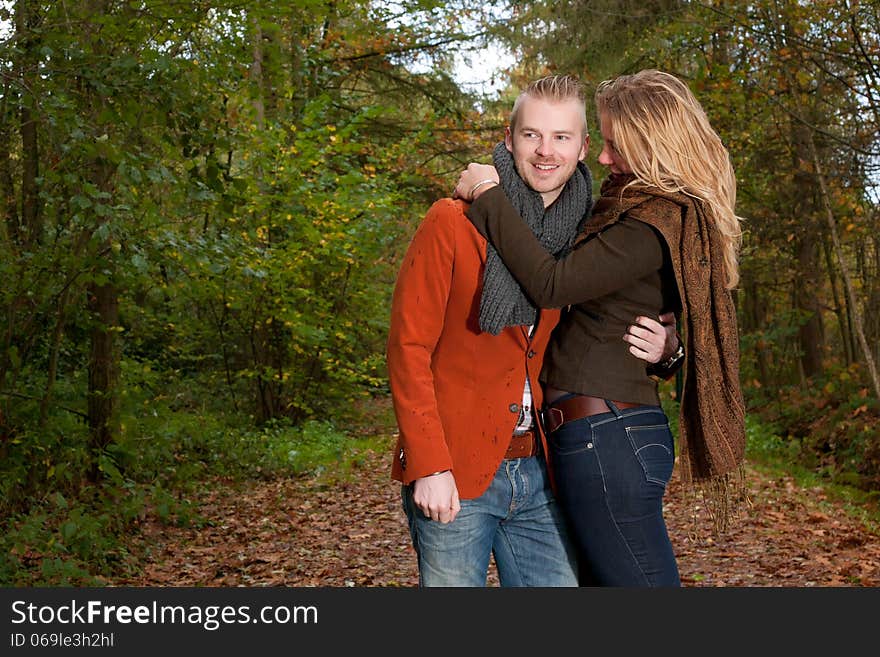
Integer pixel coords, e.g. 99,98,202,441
387,198,561,500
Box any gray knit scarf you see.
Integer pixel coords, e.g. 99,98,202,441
479,142,592,335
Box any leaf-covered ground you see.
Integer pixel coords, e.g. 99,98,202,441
109,434,880,588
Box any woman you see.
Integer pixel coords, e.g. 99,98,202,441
454,69,746,586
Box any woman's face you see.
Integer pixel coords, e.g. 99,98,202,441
597,113,632,174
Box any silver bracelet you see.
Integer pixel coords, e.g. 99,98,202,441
468,179,498,198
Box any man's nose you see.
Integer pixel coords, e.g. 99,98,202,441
535,137,553,156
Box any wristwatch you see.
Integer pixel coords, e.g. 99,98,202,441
646,341,685,381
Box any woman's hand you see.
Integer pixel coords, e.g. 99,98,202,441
453,163,499,201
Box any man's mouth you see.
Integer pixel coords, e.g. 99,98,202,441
533,163,559,171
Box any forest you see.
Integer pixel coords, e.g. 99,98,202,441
1,0,878,586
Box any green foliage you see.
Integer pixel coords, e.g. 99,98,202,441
744,413,793,462
1,348,385,585
253,419,351,476
660,394,680,442
0,489,144,587
0,393,369,585
738,308,817,401
0,407,93,517
149,97,415,423
746,362,880,491
744,414,880,533
3,0,483,500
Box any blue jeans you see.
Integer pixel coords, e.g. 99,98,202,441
547,401,681,587
401,453,578,587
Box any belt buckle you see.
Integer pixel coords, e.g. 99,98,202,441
507,430,536,459
545,407,564,433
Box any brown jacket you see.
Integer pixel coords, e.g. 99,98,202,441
386,198,561,499
467,184,676,405
468,175,746,483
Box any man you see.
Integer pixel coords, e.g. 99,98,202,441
387,75,678,587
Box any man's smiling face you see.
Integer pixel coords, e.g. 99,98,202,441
505,95,589,208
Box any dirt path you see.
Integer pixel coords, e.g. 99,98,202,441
110,437,880,587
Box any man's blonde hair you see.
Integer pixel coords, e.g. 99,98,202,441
509,74,588,137
595,69,744,289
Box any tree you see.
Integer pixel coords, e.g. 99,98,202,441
0,0,497,507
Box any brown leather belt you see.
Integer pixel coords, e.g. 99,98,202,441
504,430,538,459
543,395,641,434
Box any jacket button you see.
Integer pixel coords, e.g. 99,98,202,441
527,350,536,358
509,403,519,413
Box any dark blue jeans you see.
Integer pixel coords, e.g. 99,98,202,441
546,400,681,587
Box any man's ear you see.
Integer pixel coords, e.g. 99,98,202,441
579,133,590,161
504,126,513,152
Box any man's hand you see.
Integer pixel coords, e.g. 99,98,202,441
453,163,499,201
412,471,461,523
624,312,678,364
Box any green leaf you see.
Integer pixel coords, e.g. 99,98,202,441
8,345,20,369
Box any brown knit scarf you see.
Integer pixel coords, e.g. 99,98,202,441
582,174,748,533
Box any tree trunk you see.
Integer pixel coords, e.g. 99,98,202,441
250,13,265,127
16,0,41,245
40,287,71,426
744,277,771,385
87,277,119,481
1,0,40,404
791,122,824,379
862,233,880,367
0,76,17,244
821,233,853,365
809,136,880,400
80,0,121,479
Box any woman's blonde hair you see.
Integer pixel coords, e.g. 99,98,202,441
595,69,743,289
